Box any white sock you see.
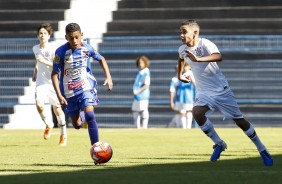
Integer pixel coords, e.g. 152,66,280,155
186,112,193,129
168,115,177,127
175,114,182,128
141,110,149,129
56,114,67,137
181,116,186,129
40,112,53,128
133,112,141,128
200,118,222,144
244,124,266,152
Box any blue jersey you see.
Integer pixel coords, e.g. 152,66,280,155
170,76,195,104
53,42,101,98
133,67,150,100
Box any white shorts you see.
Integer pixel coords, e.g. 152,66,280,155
131,99,149,111
174,102,193,113
194,89,243,120
35,84,61,107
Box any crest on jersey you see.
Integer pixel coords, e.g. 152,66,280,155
54,54,60,64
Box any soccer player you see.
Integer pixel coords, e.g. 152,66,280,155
168,63,195,129
132,56,151,129
177,20,273,166
32,23,67,146
51,23,113,148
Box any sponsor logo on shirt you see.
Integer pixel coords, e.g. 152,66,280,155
54,54,60,64
67,79,85,90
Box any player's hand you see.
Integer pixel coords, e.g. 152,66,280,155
58,96,68,108
32,75,36,82
103,78,113,91
179,73,191,83
185,50,198,62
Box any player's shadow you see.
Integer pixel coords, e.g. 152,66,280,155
1,154,282,184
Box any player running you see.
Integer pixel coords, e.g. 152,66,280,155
177,20,273,166
51,23,113,147
32,23,67,146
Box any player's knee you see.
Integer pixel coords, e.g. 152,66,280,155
141,110,149,119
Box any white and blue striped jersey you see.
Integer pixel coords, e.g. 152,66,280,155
53,42,101,98
170,73,195,104
133,67,150,100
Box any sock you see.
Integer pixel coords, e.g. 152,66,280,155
133,111,141,128
175,114,181,128
186,112,193,129
141,110,149,129
40,112,53,128
56,114,67,137
168,114,177,127
244,124,266,152
200,118,222,144
85,111,99,145
181,116,186,129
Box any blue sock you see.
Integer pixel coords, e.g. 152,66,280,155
85,111,99,145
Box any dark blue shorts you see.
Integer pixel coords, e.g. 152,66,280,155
65,89,99,118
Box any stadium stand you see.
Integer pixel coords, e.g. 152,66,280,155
0,0,70,128
1,0,282,128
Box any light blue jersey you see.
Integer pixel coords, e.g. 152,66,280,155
53,42,101,98
170,76,195,104
133,67,150,100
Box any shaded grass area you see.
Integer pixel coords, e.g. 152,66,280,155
0,128,281,184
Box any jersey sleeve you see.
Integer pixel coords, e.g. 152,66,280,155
53,49,62,73
178,45,186,59
88,44,102,61
170,77,177,93
144,69,150,85
203,39,220,55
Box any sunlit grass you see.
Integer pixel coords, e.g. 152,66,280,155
0,128,281,184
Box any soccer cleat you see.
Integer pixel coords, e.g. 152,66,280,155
210,141,227,162
43,126,52,140
59,135,67,146
260,150,273,166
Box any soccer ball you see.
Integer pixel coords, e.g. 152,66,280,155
90,141,113,164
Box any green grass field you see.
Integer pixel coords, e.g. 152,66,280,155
0,128,281,184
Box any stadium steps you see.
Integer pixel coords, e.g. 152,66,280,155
0,0,70,38
104,0,282,37
0,58,281,128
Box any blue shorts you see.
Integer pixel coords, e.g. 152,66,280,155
65,89,99,118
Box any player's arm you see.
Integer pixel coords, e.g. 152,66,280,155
133,84,149,95
32,61,38,82
178,57,191,83
185,50,222,62
98,56,113,91
36,54,53,67
170,92,175,109
51,71,67,107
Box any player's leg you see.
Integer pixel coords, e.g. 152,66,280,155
79,90,100,145
186,111,193,129
52,106,67,146
180,112,187,129
49,90,68,145
35,86,54,139
141,109,149,129
167,113,179,128
84,105,99,145
193,105,226,161
234,118,273,166
132,99,141,128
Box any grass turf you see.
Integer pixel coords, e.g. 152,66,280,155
0,128,281,184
